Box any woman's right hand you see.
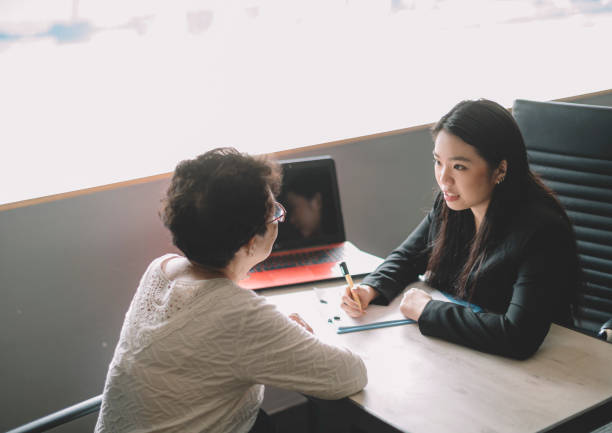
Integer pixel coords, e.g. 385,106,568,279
340,285,378,317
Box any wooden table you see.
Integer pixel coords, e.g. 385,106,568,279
262,280,612,433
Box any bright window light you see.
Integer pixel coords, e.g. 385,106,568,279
1,0,611,205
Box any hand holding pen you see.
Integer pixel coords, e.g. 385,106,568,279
339,261,379,318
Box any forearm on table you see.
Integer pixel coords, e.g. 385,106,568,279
418,300,550,359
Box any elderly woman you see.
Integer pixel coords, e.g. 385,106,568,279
95,148,367,433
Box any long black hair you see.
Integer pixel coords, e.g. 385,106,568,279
426,99,566,299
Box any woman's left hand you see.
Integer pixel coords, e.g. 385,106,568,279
399,288,432,321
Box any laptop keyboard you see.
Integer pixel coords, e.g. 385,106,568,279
250,245,346,273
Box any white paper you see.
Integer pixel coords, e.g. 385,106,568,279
313,285,452,331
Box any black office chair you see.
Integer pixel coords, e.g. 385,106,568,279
512,99,612,341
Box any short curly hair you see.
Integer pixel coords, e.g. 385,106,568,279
161,147,282,269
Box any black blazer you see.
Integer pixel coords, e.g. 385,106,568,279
362,197,579,359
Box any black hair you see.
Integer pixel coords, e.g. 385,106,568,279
427,99,568,299
161,147,281,269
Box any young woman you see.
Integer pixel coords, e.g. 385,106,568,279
96,148,367,433
341,99,580,360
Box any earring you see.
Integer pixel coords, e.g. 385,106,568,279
496,175,505,185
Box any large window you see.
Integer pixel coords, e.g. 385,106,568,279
1,0,611,205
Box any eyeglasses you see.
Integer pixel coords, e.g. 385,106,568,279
268,201,286,224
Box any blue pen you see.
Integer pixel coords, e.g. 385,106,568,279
337,319,415,334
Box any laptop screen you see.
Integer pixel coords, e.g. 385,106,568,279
273,156,346,252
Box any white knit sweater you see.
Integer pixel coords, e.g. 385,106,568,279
95,254,367,433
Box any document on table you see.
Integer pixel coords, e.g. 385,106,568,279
313,285,482,334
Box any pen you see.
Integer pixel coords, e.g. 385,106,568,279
339,261,362,311
337,319,415,334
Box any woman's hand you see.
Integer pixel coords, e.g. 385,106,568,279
288,313,314,334
399,288,432,321
341,285,378,317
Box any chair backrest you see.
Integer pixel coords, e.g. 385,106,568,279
512,99,612,335
6,395,101,433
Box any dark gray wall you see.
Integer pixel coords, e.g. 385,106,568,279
2,93,611,432
1,180,177,431
282,126,438,257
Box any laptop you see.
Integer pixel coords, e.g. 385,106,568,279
240,155,384,290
